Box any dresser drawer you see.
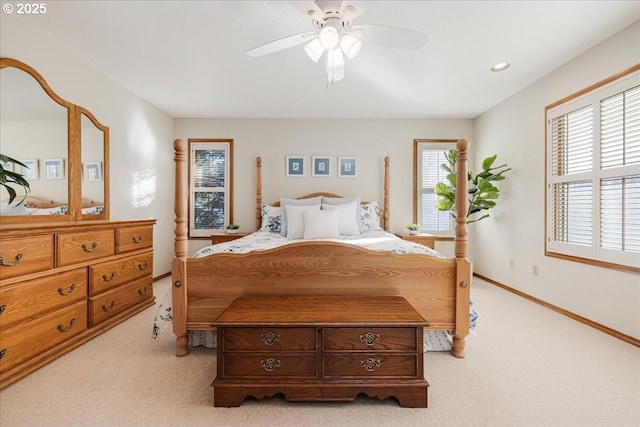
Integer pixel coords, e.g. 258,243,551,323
89,251,153,295
323,328,418,351
221,327,317,351
88,276,153,326
116,225,153,254
323,354,419,378
0,300,87,374
221,354,317,378
0,235,53,281
56,229,115,267
0,268,87,329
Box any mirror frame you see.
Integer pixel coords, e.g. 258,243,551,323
0,58,109,223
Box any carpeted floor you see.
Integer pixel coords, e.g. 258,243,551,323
0,276,638,427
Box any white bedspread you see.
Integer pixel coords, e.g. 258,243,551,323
152,230,477,352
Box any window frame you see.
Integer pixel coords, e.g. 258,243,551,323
188,138,234,239
545,65,640,274
413,138,458,235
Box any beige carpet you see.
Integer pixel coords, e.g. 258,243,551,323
0,276,638,427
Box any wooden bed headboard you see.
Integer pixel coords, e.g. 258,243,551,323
255,156,391,232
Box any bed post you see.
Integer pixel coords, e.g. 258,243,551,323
172,139,189,357
453,138,471,358
383,156,390,232
256,156,262,230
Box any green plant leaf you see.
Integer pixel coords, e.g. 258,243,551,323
482,155,497,171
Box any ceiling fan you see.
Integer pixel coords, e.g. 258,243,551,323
245,0,428,85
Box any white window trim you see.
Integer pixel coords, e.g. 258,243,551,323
545,66,640,273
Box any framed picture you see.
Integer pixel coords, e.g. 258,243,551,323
20,159,39,181
312,156,332,177
338,156,357,178
44,158,64,180
84,161,103,182
285,156,305,177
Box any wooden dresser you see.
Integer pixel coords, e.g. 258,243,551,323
213,296,429,408
0,219,155,389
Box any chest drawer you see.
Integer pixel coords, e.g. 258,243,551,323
221,354,317,378
0,235,53,281
116,225,153,254
88,276,153,326
56,229,115,267
89,251,153,295
323,354,419,378
221,327,317,351
0,300,88,374
0,268,87,329
323,328,418,351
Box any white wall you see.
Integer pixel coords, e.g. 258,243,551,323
1,17,176,279
174,118,474,254
474,22,640,339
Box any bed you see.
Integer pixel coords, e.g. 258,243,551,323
166,138,472,358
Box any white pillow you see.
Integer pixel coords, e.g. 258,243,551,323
303,209,340,239
359,201,383,231
321,201,360,236
285,204,320,239
260,204,282,232
321,196,361,232
280,197,322,236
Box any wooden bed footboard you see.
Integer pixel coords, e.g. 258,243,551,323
172,138,471,358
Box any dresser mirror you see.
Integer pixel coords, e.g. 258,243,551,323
0,58,109,223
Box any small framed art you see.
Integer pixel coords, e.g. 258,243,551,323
312,156,332,177
20,159,39,180
285,156,305,177
338,156,357,178
44,158,64,180
84,161,103,182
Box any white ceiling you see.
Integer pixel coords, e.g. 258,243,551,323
6,1,639,119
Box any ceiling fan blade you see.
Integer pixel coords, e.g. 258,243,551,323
246,31,317,58
353,24,427,49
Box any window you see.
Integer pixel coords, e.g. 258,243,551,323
546,67,640,272
188,139,233,238
414,139,457,233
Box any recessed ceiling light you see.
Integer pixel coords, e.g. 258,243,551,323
491,62,510,72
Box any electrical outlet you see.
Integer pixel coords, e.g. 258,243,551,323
509,259,515,269
532,265,539,276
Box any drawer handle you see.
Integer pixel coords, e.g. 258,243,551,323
360,357,382,372
0,304,6,316
0,253,23,266
138,262,148,271
57,283,77,296
260,358,281,372
132,236,144,243
260,332,280,346
360,332,381,346
138,287,148,295
57,318,76,332
102,272,117,282
0,349,6,360
82,242,98,252
102,300,116,312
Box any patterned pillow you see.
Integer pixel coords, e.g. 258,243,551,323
359,201,383,231
260,204,282,232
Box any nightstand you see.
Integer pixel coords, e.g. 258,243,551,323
211,233,249,245
396,233,435,249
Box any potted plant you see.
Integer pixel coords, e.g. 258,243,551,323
406,224,421,235
434,150,510,224
225,224,240,234
0,154,30,204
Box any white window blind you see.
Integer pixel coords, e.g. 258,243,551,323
415,140,456,233
546,69,640,271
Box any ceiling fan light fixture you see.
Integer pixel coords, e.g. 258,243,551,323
325,48,345,69
339,34,362,59
304,38,324,63
318,25,340,50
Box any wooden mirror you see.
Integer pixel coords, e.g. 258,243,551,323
0,58,109,223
